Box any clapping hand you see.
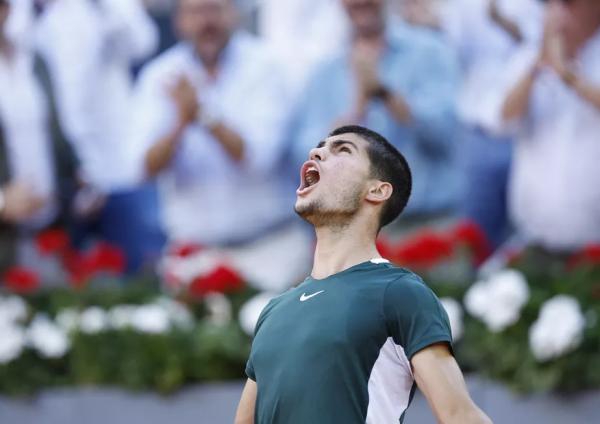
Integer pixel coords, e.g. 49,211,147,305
0,182,45,223
351,40,384,99
168,75,200,128
538,0,577,84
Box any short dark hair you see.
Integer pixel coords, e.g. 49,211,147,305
328,125,412,229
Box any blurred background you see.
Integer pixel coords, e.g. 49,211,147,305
1,0,599,422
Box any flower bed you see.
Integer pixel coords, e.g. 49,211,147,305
0,282,256,396
1,224,600,395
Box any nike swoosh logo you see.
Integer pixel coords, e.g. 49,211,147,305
300,290,325,302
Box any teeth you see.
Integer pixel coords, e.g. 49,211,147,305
302,164,320,189
305,169,319,187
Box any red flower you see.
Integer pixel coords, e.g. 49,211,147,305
35,228,70,256
568,244,600,269
451,220,491,265
170,243,204,258
61,242,126,288
86,242,126,275
3,266,40,294
580,245,600,263
62,249,94,288
394,231,454,269
376,237,394,260
189,265,243,298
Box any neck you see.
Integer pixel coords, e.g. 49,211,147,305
311,221,381,280
355,28,385,45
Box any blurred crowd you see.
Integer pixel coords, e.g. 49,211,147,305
0,0,599,286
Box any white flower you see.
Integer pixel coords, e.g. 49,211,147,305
153,296,194,329
440,297,463,341
488,269,529,308
131,304,170,334
239,293,276,336
464,269,530,332
27,314,69,358
79,307,109,334
464,281,488,318
529,295,585,362
55,308,80,333
0,323,26,364
0,295,28,325
108,305,137,330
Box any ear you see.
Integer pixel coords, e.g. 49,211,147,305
365,181,393,205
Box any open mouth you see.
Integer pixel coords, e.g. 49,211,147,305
297,161,321,195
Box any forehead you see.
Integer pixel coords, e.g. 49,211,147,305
320,133,370,152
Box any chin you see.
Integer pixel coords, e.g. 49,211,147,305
294,199,318,221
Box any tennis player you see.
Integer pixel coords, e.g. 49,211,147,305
235,125,491,424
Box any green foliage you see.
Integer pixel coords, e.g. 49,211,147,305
431,249,600,394
0,284,254,396
2,249,599,396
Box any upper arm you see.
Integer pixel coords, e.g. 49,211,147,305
383,276,453,359
101,0,158,60
412,344,492,424
235,378,257,424
129,65,178,164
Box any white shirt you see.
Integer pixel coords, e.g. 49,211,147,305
0,50,57,229
499,30,600,249
442,0,542,129
33,0,158,191
131,33,294,245
258,0,349,96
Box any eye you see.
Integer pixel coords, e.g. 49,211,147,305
339,146,352,154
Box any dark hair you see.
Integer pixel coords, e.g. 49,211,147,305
328,125,412,229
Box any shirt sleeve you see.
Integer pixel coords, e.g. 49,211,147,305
383,274,453,360
127,61,179,180
488,43,540,135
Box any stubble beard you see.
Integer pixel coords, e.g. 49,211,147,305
294,188,362,230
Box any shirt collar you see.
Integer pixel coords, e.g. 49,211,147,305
343,17,410,56
184,31,244,76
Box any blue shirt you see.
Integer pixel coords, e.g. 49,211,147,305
291,23,461,216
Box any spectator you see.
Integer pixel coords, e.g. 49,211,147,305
258,0,349,95
0,0,78,273
439,0,543,247
499,0,600,250
30,0,163,272
290,0,460,231
131,0,311,290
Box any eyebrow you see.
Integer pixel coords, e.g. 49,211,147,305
316,139,359,151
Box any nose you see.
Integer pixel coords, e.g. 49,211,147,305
309,146,326,162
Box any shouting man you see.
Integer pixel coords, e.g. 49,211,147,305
235,126,491,424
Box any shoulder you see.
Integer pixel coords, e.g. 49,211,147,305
136,43,191,85
382,267,441,307
392,22,450,51
229,31,282,70
254,288,295,327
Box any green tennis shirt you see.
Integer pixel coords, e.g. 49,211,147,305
245,259,453,424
